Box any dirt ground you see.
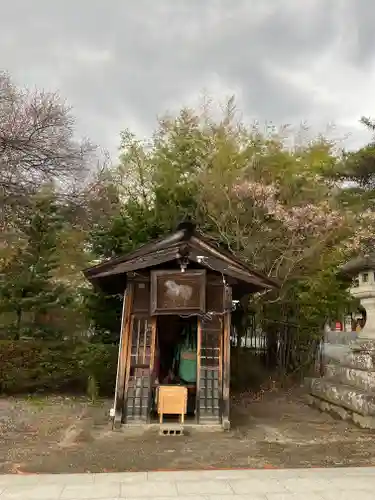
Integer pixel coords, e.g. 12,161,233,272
1,387,375,474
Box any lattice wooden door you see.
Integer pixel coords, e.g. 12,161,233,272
197,315,222,424
124,316,155,423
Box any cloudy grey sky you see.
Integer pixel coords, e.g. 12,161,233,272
1,0,374,160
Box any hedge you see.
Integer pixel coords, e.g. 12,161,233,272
0,341,118,396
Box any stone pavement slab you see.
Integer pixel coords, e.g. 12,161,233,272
0,467,374,499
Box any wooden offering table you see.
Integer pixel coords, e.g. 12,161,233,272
157,385,188,424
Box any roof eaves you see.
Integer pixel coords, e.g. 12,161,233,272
83,229,187,278
190,235,279,289
88,247,180,280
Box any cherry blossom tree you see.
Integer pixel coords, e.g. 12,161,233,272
88,98,367,344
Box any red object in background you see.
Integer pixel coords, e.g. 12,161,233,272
335,321,343,331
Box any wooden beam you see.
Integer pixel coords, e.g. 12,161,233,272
127,271,150,281
112,288,126,428
149,316,157,377
222,290,232,431
113,283,134,428
148,316,157,423
219,316,223,394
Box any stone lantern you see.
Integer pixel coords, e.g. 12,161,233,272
306,254,375,429
342,255,375,339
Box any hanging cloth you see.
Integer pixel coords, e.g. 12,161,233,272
175,323,197,384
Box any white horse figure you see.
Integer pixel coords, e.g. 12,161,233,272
164,280,193,306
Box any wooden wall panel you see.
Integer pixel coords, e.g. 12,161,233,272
133,280,150,314
206,281,224,313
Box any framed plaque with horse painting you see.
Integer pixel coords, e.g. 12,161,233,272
150,270,206,315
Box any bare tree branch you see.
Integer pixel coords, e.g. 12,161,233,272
0,72,96,234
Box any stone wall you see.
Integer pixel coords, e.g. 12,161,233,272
306,331,375,429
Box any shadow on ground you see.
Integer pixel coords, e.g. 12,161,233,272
1,387,374,474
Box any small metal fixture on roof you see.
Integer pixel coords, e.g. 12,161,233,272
179,256,189,273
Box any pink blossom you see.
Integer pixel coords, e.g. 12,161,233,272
233,181,344,236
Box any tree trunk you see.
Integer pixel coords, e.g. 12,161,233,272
14,307,22,340
266,326,278,370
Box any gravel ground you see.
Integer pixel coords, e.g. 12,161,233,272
1,387,374,474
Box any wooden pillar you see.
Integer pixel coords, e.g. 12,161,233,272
222,310,231,430
222,285,232,430
113,283,134,429
147,316,157,424
195,318,202,423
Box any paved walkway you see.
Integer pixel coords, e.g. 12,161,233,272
0,467,374,499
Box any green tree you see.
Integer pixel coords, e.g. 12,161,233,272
0,190,72,339
336,117,375,191
329,117,375,255
87,99,360,344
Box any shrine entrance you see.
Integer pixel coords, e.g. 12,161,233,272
84,222,278,430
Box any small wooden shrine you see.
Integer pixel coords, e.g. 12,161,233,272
84,222,278,430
